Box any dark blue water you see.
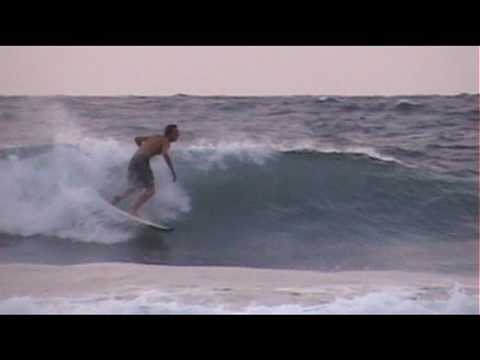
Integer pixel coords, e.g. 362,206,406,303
0,95,478,273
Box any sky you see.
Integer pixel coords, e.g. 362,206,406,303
0,46,478,96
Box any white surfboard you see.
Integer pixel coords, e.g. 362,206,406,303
101,198,174,232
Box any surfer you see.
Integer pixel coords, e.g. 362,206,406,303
111,124,179,216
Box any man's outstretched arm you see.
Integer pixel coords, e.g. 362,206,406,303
163,151,177,182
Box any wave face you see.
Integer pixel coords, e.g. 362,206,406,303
0,95,478,273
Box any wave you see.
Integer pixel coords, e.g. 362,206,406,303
179,140,406,166
316,96,343,103
393,99,427,112
0,95,478,271
0,136,477,271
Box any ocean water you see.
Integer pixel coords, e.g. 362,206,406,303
0,94,478,314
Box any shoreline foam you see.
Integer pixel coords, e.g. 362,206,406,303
0,263,477,314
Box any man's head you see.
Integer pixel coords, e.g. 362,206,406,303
164,124,179,142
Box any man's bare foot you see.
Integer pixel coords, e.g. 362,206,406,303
129,209,140,217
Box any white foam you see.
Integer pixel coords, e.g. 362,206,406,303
0,146,130,243
179,138,405,169
141,164,192,221
0,102,190,243
342,145,403,164
0,263,477,314
179,139,275,170
0,284,476,314
315,96,345,103
395,99,420,106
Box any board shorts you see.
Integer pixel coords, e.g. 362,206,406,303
127,153,154,189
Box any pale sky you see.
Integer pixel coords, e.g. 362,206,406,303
0,46,478,96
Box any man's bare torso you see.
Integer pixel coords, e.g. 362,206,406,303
137,135,170,158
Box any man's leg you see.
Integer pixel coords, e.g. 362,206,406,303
112,187,137,206
130,186,155,216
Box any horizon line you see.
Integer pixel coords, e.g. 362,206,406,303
0,92,478,98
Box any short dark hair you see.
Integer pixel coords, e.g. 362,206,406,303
164,124,178,135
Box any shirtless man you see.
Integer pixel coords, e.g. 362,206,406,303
112,124,179,216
